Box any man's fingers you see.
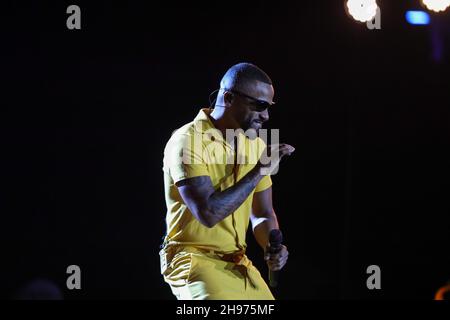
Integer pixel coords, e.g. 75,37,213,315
267,256,288,265
266,246,289,271
267,260,287,270
265,245,288,271
266,256,288,265
266,247,288,260
268,144,295,153
258,144,295,173
277,145,295,158
268,263,285,272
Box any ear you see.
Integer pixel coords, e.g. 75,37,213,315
223,91,234,107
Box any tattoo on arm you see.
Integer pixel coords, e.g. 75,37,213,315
208,166,262,224
177,166,263,227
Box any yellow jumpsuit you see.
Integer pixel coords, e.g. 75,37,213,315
161,108,274,300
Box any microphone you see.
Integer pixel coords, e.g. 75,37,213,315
268,229,283,288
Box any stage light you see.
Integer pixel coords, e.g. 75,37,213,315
406,11,430,25
421,0,450,12
346,0,378,23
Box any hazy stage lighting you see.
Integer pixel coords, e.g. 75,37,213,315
406,10,431,25
422,0,450,12
346,0,378,23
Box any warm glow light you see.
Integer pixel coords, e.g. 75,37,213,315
422,0,450,12
346,0,378,23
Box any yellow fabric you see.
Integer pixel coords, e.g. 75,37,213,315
162,108,272,253
161,246,274,300
161,108,273,300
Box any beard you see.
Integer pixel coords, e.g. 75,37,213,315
240,119,261,140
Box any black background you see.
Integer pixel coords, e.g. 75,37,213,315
1,0,449,299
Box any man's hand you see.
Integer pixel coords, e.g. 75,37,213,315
264,244,289,271
257,144,295,175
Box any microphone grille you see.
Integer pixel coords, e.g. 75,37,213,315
269,229,283,247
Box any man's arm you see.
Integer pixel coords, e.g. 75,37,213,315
251,187,279,249
175,143,295,228
251,187,289,271
176,165,263,228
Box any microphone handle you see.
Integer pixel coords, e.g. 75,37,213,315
269,269,279,288
268,244,282,288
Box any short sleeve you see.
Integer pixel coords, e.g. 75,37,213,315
163,133,209,183
255,174,272,192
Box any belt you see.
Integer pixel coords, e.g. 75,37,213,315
197,248,245,264
195,248,259,290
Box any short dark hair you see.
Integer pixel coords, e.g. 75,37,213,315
220,62,272,90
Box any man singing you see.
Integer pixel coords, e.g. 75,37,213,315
160,62,294,299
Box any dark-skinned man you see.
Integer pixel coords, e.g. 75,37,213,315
160,62,294,299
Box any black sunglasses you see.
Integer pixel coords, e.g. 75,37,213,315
224,88,276,112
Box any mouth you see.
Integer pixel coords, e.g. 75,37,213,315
253,120,265,129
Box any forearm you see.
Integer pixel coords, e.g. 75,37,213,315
206,165,263,226
253,213,279,249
